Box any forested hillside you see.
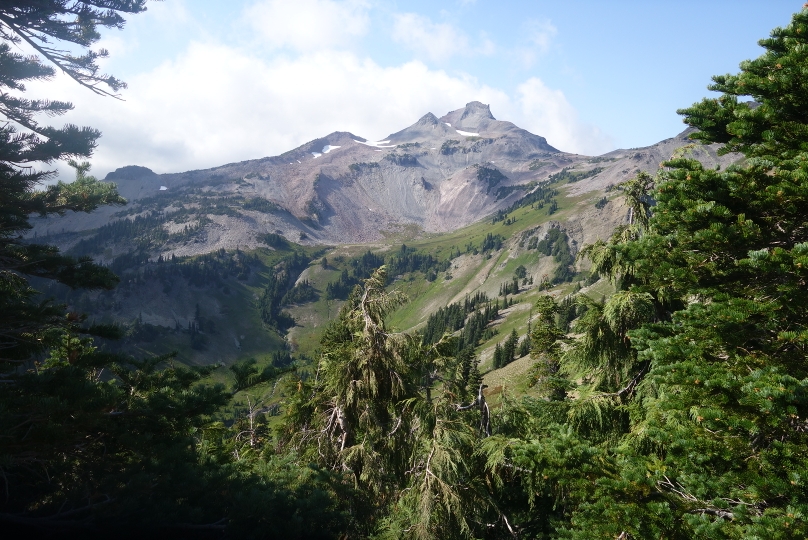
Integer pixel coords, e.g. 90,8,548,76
3,3,808,538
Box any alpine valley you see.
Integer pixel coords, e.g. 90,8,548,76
9,4,808,536
29,100,735,373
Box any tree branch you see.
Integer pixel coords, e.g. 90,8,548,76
0,14,122,100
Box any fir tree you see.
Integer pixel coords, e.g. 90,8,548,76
0,3,143,328
283,267,507,538
493,342,503,369
502,328,518,366
549,9,808,537
528,295,567,400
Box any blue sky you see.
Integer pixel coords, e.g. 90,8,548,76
32,0,802,178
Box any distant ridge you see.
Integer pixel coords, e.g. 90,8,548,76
32,102,734,253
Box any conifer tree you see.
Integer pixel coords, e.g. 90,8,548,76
528,295,567,400
283,267,509,538
553,8,808,537
0,1,144,362
502,328,518,366
493,342,503,369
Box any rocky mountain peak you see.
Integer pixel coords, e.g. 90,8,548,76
459,101,495,126
37,102,737,253
386,111,452,144
416,112,439,126
440,101,496,131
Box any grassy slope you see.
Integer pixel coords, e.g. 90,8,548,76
179,179,621,422
282,182,620,403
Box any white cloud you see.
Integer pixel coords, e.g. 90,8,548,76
511,77,613,155
11,1,615,187
27,48,611,181
243,0,370,51
391,13,493,63
32,44,513,178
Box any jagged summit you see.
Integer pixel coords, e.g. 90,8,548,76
386,112,453,143
416,112,439,126
440,101,496,130
458,101,496,128
387,102,558,150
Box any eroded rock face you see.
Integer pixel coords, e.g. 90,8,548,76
30,102,735,255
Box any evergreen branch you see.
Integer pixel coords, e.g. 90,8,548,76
499,510,519,538
613,363,649,400
0,13,123,99
0,512,98,530
0,495,114,529
656,475,767,521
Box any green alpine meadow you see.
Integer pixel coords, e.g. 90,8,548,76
1,2,807,538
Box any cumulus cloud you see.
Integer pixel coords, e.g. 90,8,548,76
32,44,513,178
511,77,613,155
391,13,493,63
243,0,370,51
24,10,610,180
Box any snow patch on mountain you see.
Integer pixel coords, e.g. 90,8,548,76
355,139,396,148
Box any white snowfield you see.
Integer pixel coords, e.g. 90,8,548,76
445,122,451,126
311,152,322,158
354,139,396,148
456,129,480,137
159,186,168,191
322,145,340,153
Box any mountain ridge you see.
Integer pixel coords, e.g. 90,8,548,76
25,102,740,366
31,102,734,257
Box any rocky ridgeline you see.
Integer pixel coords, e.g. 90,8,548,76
30,101,736,259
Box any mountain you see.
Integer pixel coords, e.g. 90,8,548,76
30,101,733,258
26,102,738,366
